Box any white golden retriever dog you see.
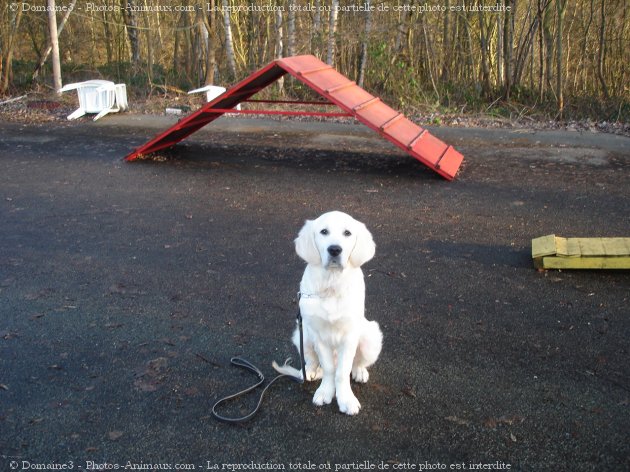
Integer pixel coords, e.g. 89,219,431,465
273,211,382,415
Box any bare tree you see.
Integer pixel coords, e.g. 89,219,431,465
537,0,546,100
555,0,568,113
327,0,339,65
222,0,237,79
246,0,259,68
597,0,610,99
502,0,515,99
543,3,554,91
194,6,208,84
47,0,62,94
121,0,141,68
1,4,23,93
287,0,296,57
441,0,451,83
32,0,76,81
512,3,543,89
311,0,322,55
204,0,218,85
358,0,372,88
275,4,284,92
478,9,492,97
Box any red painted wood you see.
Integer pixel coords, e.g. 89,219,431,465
125,55,464,180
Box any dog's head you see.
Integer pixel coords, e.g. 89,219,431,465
295,211,375,270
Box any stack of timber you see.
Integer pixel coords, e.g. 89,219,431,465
532,235,630,269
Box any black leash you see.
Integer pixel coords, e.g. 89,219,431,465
211,301,307,423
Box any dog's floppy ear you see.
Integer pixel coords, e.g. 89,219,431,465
295,219,321,265
349,222,376,268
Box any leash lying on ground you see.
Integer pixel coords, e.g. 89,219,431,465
211,297,307,423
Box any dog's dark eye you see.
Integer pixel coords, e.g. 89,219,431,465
343,230,352,237
320,229,329,236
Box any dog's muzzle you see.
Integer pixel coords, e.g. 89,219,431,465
327,245,342,257
326,245,343,268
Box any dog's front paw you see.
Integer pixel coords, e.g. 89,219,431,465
351,366,369,383
306,365,323,381
337,392,361,415
313,382,335,406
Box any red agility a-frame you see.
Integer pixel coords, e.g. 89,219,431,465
125,55,464,180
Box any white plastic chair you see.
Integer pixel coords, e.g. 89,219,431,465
188,85,241,110
60,80,128,121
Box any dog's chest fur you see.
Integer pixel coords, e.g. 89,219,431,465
300,265,366,345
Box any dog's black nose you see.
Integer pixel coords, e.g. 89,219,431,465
327,245,342,257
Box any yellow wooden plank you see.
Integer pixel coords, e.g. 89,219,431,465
601,238,628,256
566,238,582,257
539,256,630,270
532,235,630,269
532,235,557,258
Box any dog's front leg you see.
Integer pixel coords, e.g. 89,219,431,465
335,336,361,415
312,342,335,406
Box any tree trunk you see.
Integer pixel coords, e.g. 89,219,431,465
205,0,217,85
421,15,440,100
222,0,237,79
194,7,207,85
543,3,554,91
597,0,610,99
102,7,113,64
502,14,505,88
287,0,296,57
555,0,568,114
502,0,515,99
173,17,180,74
143,1,153,83
357,0,372,88
513,3,542,89
537,0,546,100
32,0,76,81
441,0,450,82
121,0,141,68
181,10,193,81
275,6,284,93
311,0,322,55
247,1,258,68
327,0,339,65
394,7,413,56
478,11,492,97
1,5,24,93
47,0,62,94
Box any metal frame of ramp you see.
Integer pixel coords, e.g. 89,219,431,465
124,55,464,180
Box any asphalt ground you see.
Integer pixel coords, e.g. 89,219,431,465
0,115,629,471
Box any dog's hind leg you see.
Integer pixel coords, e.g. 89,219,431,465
352,320,383,383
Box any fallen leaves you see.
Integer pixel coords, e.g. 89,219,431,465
445,415,471,426
133,357,169,393
401,385,416,398
482,415,525,429
442,413,525,435
108,430,124,441
1,330,19,340
23,288,55,300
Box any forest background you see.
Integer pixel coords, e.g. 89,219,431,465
0,0,628,123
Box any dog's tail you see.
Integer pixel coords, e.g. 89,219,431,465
271,359,303,380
